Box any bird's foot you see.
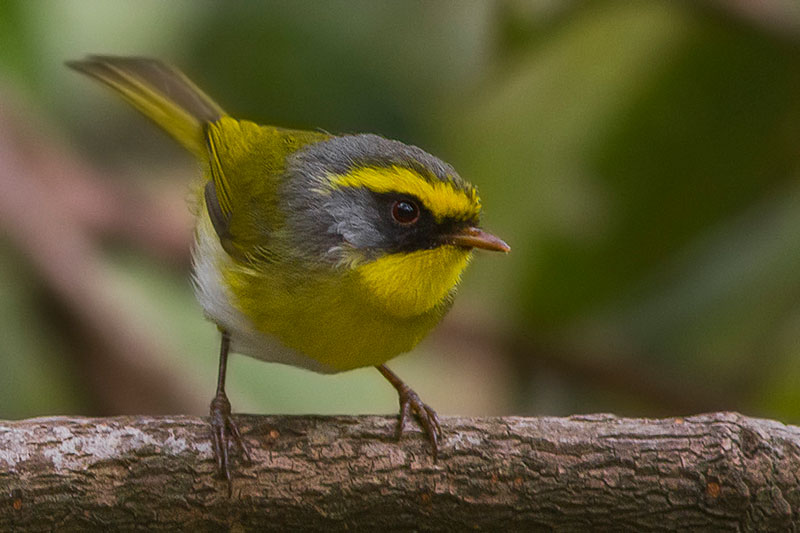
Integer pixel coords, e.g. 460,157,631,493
209,392,251,494
395,383,443,460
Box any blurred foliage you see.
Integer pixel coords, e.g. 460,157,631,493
1,0,800,423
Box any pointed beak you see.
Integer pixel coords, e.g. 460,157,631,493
447,227,510,253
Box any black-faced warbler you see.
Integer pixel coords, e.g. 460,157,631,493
68,56,509,484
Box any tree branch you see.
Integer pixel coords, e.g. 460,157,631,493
1,413,798,531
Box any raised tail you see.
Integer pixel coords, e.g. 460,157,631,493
67,55,225,159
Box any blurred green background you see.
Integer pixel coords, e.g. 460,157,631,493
1,0,800,423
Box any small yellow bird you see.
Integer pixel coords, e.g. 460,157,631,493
68,55,509,483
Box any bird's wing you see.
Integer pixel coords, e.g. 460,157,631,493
203,117,330,262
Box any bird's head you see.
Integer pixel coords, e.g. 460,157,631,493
285,134,509,318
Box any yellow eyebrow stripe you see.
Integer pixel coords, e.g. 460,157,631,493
328,165,481,221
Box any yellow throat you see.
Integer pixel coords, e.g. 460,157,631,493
355,246,473,319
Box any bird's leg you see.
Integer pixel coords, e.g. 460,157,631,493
376,364,443,459
210,330,251,493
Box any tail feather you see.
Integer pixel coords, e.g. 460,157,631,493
67,55,225,158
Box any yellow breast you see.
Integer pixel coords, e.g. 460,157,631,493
220,245,472,372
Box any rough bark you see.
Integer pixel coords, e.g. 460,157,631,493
0,413,798,531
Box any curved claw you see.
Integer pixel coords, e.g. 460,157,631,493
377,365,444,460
210,393,250,495
395,385,443,460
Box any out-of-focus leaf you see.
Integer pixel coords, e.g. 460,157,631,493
445,1,694,314
0,248,86,418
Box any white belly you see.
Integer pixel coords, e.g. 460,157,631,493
190,215,337,374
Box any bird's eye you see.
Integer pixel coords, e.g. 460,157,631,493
391,200,420,225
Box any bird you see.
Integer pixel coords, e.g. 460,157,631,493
67,55,509,486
